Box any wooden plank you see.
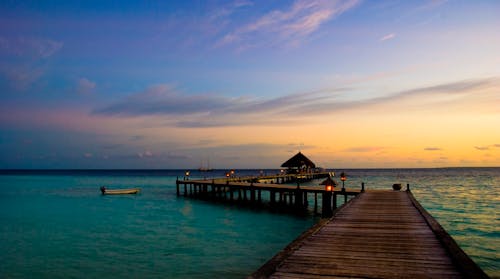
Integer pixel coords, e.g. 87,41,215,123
250,190,487,279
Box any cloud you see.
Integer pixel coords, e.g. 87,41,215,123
92,76,500,128
0,65,44,91
93,84,350,127
0,37,63,59
137,150,153,158
217,0,360,49
0,36,63,91
93,84,240,116
379,33,396,42
475,144,500,151
424,147,442,151
76,78,96,94
344,146,384,152
208,0,253,22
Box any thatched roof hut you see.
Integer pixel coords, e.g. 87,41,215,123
281,152,316,172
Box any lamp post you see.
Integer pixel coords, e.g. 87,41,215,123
185,170,190,180
340,172,346,191
320,176,335,217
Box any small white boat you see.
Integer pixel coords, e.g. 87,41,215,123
100,186,140,195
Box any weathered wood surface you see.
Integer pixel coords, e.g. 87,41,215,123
252,190,488,279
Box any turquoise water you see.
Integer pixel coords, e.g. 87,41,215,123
1,169,499,278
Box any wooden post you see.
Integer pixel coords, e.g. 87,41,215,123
295,189,303,208
361,182,365,192
270,190,276,204
230,188,234,201
303,192,308,207
184,183,187,196
176,179,180,196
258,189,262,203
407,183,410,191
322,191,332,217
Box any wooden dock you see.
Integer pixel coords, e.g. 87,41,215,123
251,190,488,278
176,173,360,217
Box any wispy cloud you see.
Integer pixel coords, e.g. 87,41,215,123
217,0,360,49
344,146,385,152
76,78,96,95
137,150,153,158
0,65,45,91
92,76,499,128
475,144,500,151
0,36,63,91
0,37,63,59
424,147,442,151
92,84,349,127
208,0,253,22
93,84,242,116
379,33,396,42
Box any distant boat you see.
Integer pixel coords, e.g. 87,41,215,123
198,167,213,172
198,158,213,172
100,186,140,195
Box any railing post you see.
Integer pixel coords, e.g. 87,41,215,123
176,178,180,196
407,183,410,191
295,188,303,208
361,182,365,192
322,190,333,217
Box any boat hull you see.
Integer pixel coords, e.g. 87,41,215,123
102,188,140,195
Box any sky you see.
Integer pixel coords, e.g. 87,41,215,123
0,0,499,169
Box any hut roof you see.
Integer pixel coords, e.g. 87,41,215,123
281,152,316,168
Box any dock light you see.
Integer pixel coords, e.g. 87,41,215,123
226,172,230,178
321,176,336,192
230,169,235,176
185,170,190,180
340,172,347,191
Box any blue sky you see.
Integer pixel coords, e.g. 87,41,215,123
1,0,499,169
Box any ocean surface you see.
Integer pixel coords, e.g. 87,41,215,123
0,168,498,278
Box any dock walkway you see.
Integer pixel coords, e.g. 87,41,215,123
252,190,488,278
176,175,360,216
